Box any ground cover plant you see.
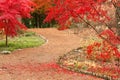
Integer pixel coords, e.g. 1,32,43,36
44,0,120,80
0,31,45,53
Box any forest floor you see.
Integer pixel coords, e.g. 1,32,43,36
0,28,103,80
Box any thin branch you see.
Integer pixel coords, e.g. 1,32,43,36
78,15,116,47
91,4,120,41
66,2,117,47
91,4,114,32
112,1,120,19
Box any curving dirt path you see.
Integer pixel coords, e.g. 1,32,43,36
0,28,102,80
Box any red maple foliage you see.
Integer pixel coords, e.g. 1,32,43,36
44,0,110,30
87,40,120,61
86,30,120,61
0,0,34,37
99,29,120,45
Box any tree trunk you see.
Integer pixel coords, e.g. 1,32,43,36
116,7,120,36
6,34,8,47
5,21,8,47
35,13,37,28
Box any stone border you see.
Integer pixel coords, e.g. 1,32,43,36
38,34,48,47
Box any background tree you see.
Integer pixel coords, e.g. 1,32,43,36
33,0,53,13
0,0,34,46
23,0,54,28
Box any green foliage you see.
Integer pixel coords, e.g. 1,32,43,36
24,31,36,37
22,13,57,28
0,34,45,52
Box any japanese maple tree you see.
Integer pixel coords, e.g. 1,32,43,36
0,0,34,46
44,0,110,29
44,0,120,45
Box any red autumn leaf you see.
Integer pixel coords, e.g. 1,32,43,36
58,26,69,30
87,45,93,55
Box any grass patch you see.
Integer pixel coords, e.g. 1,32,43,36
0,32,45,52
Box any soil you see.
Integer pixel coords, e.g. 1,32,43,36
0,28,103,80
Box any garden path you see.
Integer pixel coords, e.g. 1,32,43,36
0,28,102,80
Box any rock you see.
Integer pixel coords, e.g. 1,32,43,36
74,49,83,53
17,49,22,51
1,51,11,54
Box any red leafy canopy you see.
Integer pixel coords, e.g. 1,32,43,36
44,0,110,30
0,0,34,37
